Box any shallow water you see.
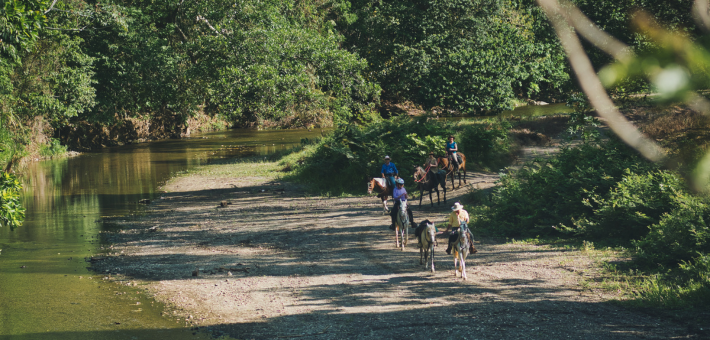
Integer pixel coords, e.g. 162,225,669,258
0,128,325,339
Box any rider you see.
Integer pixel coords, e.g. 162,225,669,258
423,152,438,169
445,202,477,255
389,178,415,230
380,155,398,190
422,152,439,183
445,135,459,171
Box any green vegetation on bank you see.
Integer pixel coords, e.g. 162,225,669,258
468,128,710,309
280,116,513,194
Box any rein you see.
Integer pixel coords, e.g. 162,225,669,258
414,166,431,183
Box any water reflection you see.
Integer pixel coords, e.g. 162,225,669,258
0,128,325,339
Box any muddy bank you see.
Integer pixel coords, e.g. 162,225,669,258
92,158,698,339
57,112,229,151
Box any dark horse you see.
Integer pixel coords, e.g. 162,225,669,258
437,153,467,190
413,166,446,207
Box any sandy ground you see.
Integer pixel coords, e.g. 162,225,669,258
93,145,703,339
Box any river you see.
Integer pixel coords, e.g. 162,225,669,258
0,103,571,339
0,128,325,340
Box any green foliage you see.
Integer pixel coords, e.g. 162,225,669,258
634,197,710,267
0,0,48,59
575,170,686,242
334,0,570,113
0,171,24,229
283,117,513,193
39,138,67,157
472,139,657,238
457,120,513,167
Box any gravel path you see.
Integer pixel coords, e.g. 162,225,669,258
92,165,700,339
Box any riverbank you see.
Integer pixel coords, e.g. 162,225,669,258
93,153,698,339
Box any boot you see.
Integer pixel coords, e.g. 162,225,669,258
470,245,477,254
389,223,395,230
446,244,452,255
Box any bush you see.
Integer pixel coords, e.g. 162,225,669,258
472,138,657,238
39,138,68,158
282,117,513,194
574,170,686,242
634,197,710,267
0,171,24,229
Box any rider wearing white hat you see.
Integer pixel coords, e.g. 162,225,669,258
445,202,476,255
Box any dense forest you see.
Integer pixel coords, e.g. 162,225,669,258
1,0,699,160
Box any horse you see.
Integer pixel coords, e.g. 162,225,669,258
437,153,467,190
367,177,392,214
413,166,447,207
452,223,472,280
415,220,437,272
394,199,409,250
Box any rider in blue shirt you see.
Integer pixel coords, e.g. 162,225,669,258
446,135,459,171
380,155,398,190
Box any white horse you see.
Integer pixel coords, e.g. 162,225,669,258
452,224,471,280
416,220,437,272
394,199,409,250
367,177,391,214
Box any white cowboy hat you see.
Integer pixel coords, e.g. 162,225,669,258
451,202,464,211
384,155,391,159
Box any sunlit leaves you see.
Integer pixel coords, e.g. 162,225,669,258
0,171,24,229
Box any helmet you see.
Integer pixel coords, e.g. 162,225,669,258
397,178,405,184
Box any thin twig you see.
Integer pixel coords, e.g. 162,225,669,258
44,0,59,14
555,0,633,62
694,0,710,33
196,15,222,36
537,0,666,163
45,26,88,32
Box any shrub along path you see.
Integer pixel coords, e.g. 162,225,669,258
92,156,700,339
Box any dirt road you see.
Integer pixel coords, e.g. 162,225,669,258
93,159,700,339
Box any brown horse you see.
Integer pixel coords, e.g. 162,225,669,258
437,153,467,189
367,177,392,214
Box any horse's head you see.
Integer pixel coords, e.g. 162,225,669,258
413,166,425,181
367,178,374,194
421,219,436,241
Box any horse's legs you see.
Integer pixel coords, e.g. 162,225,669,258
434,187,440,206
461,252,467,280
429,189,434,207
454,250,459,276
383,199,389,215
395,225,399,248
430,241,435,273
419,189,423,207
463,168,467,185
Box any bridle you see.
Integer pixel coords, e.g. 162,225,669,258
414,166,431,183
